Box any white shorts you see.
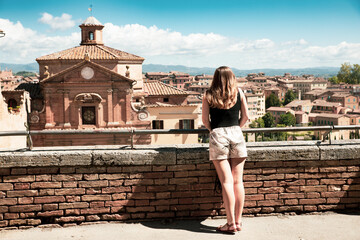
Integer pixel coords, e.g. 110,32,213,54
209,126,248,161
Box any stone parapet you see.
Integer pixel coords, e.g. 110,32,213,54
0,140,359,228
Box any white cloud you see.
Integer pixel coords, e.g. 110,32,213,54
39,12,75,31
1,18,360,69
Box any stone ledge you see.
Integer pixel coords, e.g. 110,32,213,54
0,140,360,168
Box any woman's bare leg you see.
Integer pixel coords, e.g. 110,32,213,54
231,157,246,226
213,159,236,227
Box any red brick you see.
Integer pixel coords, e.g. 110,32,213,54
283,161,298,167
244,169,262,174
11,168,27,175
300,186,327,192
265,194,278,200
3,175,35,183
65,209,81,215
199,177,214,183
18,197,34,204
112,193,126,200
347,166,360,171
0,198,17,205
258,187,284,194
303,205,317,211
127,192,155,200
14,183,30,190
276,206,303,212
175,172,189,178
262,169,276,174
304,167,319,173
82,195,111,202
157,205,170,211
147,185,175,192
0,183,13,191
172,191,200,198
306,192,320,198
127,206,155,213
348,192,360,197
327,173,343,178
63,182,77,188
306,179,320,185
9,205,42,213
284,199,298,205
106,167,122,173
0,206,9,213
257,174,285,181
321,191,347,198
327,198,341,204
340,198,360,203
4,213,19,220
52,174,83,181
55,188,85,196
153,166,167,171
193,197,221,204
60,167,76,174
144,172,173,178
37,210,63,217
179,198,193,204
39,189,55,196
86,215,101,221
132,186,146,192
20,212,35,218
285,173,299,179
319,167,346,173
299,173,327,179
35,175,51,182
31,182,62,189
255,161,283,168
105,200,134,207
90,201,105,208
86,189,101,195
245,188,258,194
342,172,359,178
80,208,110,215
196,164,211,170
122,166,152,173
102,214,130,221
78,181,108,188
99,174,128,180
243,207,261,214
257,200,283,206
285,186,300,192
244,175,257,181
66,196,81,202
34,196,65,204
76,167,106,174
109,180,125,186
9,219,27,226
0,220,9,227
0,168,11,175
28,167,59,174
43,204,58,211
261,207,275,213
124,179,154,186
279,193,305,199
7,190,38,198
320,179,347,185
299,198,326,205
278,179,305,186
246,194,264,201
156,192,170,199
102,187,131,194
263,181,277,187
167,165,195,171
83,174,99,181
169,178,198,185
245,181,263,188
59,202,89,209
56,216,85,223
154,179,169,185
188,170,215,177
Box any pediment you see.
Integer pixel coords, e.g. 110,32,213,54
40,60,135,85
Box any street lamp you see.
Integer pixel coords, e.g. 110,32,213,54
0,29,5,38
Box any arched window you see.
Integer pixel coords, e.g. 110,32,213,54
8,99,17,108
89,32,94,40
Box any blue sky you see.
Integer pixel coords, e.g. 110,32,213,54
0,0,359,69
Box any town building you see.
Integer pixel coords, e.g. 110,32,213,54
285,100,313,113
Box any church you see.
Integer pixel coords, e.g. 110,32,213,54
30,16,152,146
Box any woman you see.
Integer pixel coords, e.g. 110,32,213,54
202,66,249,234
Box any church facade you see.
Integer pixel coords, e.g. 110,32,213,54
30,16,151,146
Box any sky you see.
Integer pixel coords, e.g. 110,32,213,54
0,0,359,70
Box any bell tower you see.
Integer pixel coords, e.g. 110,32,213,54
79,16,104,45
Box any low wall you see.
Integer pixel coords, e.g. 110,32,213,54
0,141,359,228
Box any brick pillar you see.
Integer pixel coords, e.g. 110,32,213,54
107,89,115,127
63,90,71,128
44,89,55,128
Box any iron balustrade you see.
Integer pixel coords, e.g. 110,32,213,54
0,125,359,150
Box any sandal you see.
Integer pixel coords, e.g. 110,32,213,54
216,223,237,235
236,222,242,231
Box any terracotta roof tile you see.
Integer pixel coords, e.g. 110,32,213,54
144,81,189,96
36,45,144,61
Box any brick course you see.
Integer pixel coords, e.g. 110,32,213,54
0,143,359,228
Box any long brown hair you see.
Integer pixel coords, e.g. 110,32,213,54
205,66,238,109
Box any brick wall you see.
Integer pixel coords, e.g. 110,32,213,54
0,141,359,228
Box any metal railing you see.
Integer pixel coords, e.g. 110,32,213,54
1,125,360,150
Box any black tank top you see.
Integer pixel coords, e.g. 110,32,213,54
209,92,241,130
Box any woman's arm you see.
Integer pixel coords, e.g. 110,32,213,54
239,89,249,128
202,95,211,131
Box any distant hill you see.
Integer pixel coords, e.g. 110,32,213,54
0,62,38,73
0,62,339,78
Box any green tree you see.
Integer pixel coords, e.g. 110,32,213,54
337,62,353,83
328,76,339,84
15,71,37,77
265,93,281,109
279,112,296,126
262,112,275,128
283,90,296,105
351,64,360,84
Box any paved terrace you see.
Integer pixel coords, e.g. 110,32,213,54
0,140,359,238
